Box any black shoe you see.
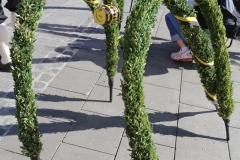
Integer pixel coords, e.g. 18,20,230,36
0,62,11,72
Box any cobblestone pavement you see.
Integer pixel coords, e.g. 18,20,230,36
0,0,99,140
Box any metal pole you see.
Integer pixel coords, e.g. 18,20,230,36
129,0,134,12
31,156,41,160
223,118,230,141
108,77,114,102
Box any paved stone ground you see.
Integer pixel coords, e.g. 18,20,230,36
0,0,240,160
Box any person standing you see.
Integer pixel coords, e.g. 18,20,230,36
0,0,21,71
165,0,198,61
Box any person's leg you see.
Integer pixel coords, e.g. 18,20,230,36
0,0,8,24
10,11,16,29
0,1,11,71
0,0,21,71
5,0,21,30
165,13,192,61
0,23,11,70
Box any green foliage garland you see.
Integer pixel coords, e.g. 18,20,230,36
195,0,234,119
162,0,217,102
84,0,100,13
85,0,120,79
121,0,162,159
10,0,46,158
84,0,120,102
116,0,124,25
102,0,120,79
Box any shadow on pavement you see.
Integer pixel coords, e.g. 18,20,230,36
43,6,90,11
229,52,240,67
0,102,225,141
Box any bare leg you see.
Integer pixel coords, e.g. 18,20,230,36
171,39,192,62
177,39,187,49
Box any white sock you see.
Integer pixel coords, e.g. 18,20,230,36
0,23,11,64
181,46,189,52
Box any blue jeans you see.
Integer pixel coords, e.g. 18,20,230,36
165,12,188,44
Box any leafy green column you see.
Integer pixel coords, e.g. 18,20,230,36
103,0,120,102
121,0,162,159
84,0,120,102
84,0,100,11
195,0,234,140
116,0,124,29
163,1,217,103
10,0,46,159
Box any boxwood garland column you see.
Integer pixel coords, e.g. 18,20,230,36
10,0,46,159
85,0,120,102
162,1,217,104
103,0,120,102
84,0,100,11
121,0,162,159
116,0,124,30
195,0,234,141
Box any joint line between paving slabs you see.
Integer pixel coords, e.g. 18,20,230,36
64,142,116,156
50,122,75,160
51,69,105,159
153,5,166,41
173,64,184,160
0,148,26,157
114,129,126,160
227,141,232,160
39,0,73,21
32,16,97,94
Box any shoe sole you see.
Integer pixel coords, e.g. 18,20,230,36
171,58,192,62
0,68,11,72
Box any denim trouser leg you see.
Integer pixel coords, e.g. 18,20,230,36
165,12,188,44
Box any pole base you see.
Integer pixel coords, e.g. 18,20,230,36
108,77,114,102
223,118,230,141
31,155,41,160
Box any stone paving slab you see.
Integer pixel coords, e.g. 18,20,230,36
233,82,240,103
63,110,125,155
0,116,72,159
178,104,226,140
0,78,13,97
180,81,215,109
0,149,28,160
82,85,124,117
175,131,230,160
152,38,180,54
144,83,179,114
96,69,122,90
230,103,240,128
231,65,240,83
144,67,182,90
152,6,166,35
147,47,183,69
115,136,175,160
228,41,240,55
52,142,115,160
66,49,106,73
149,110,177,147
49,66,101,96
1,1,240,160
182,64,202,85
37,86,87,122
229,127,240,160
